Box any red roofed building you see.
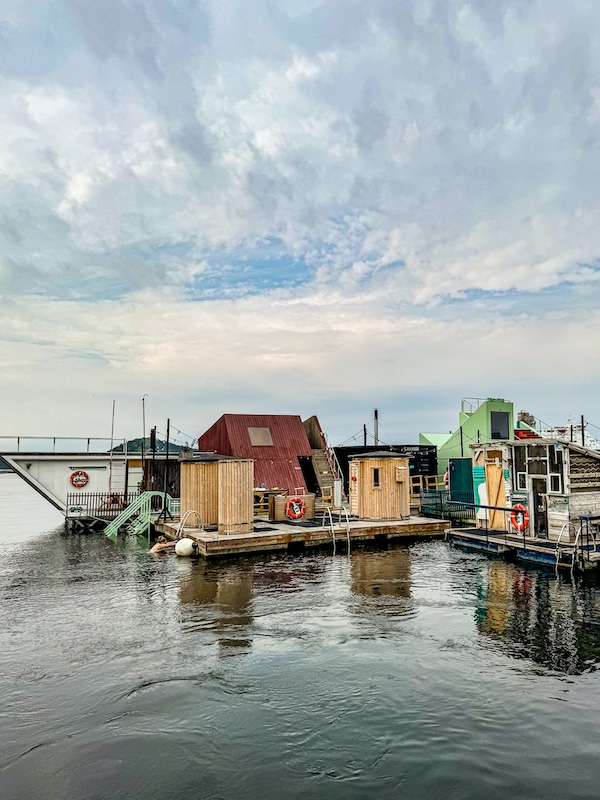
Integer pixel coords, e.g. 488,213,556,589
197,414,317,493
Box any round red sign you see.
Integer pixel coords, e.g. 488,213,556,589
70,470,89,488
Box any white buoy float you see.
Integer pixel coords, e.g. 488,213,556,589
175,537,196,557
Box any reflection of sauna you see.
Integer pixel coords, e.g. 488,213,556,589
348,452,410,520
482,562,512,634
351,548,411,598
180,456,254,535
178,562,254,653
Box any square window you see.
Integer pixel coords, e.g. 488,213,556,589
550,474,562,493
247,427,273,446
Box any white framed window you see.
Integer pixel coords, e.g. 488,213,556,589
517,472,527,490
549,474,562,494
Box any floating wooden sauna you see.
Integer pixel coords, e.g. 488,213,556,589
180,456,254,535
348,452,410,520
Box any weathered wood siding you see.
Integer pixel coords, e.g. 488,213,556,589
268,493,316,521
180,462,219,525
218,459,254,535
349,457,410,520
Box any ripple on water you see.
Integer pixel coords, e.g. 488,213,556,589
3,517,600,798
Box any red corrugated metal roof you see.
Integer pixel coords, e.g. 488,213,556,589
197,414,313,492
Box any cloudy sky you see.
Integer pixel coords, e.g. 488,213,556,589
1,0,600,447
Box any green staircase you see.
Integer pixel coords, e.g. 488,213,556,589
104,491,174,540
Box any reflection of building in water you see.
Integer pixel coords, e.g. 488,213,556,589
351,546,411,599
178,561,254,654
476,562,512,634
475,561,600,674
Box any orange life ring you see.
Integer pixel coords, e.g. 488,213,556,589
285,497,306,520
510,503,529,532
70,470,89,488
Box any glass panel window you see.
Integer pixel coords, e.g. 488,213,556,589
550,474,562,493
528,445,547,459
514,447,526,474
491,411,510,440
549,445,564,475
247,427,273,446
528,459,548,476
373,468,380,488
518,473,527,490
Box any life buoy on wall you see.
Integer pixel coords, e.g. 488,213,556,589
510,503,529,532
70,470,89,488
285,497,306,520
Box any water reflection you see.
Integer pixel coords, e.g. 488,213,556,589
178,560,255,654
476,561,600,674
351,545,412,599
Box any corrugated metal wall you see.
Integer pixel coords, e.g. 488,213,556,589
197,414,313,492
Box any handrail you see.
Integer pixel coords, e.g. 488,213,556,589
321,506,336,554
176,509,204,539
105,491,172,539
338,505,351,554
555,522,571,570
321,504,351,554
0,435,128,454
570,523,584,574
322,432,344,482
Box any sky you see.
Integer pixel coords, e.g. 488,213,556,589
1,0,600,448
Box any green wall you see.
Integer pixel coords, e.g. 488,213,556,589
421,399,514,473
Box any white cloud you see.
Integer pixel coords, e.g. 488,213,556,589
1,0,600,437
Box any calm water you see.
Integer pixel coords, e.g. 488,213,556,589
3,473,600,800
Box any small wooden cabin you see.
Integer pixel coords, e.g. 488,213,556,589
180,455,254,535
471,440,600,541
348,452,410,520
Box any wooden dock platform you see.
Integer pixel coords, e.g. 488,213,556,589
448,527,600,570
156,515,446,558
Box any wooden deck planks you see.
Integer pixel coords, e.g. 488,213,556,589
156,515,446,558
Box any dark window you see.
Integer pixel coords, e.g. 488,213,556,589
549,445,564,475
528,459,547,476
373,468,380,488
514,447,526,474
528,445,547,458
490,411,510,440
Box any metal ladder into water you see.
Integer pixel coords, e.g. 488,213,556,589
321,505,351,554
176,509,205,539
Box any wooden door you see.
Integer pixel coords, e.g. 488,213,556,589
485,463,507,531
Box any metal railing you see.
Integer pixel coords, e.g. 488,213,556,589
420,490,475,524
66,491,139,519
0,436,128,454
320,505,351,555
461,398,488,414
572,516,600,570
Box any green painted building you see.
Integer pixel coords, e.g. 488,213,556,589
420,398,515,474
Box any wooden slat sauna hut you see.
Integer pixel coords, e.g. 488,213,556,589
180,454,254,535
348,452,410,520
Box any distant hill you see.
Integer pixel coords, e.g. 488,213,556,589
112,437,184,454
